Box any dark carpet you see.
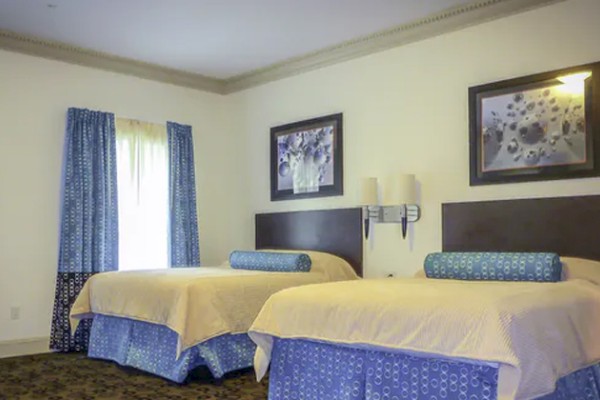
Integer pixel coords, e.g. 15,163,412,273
0,353,268,400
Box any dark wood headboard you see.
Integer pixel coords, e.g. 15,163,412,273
255,208,363,276
442,195,600,261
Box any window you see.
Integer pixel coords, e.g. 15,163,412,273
115,119,169,270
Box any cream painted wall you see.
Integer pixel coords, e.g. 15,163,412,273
2,0,599,344
0,50,246,341
228,0,600,278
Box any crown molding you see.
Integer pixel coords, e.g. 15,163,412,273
0,29,226,94
223,0,565,93
0,0,565,95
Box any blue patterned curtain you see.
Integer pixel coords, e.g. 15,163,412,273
50,108,119,352
167,122,200,267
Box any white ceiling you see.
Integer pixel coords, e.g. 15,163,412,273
0,0,470,79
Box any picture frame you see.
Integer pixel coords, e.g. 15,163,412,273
270,113,343,201
469,62,600,186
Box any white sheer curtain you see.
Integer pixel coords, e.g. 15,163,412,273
116,118,169,270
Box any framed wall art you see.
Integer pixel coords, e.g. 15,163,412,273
469,62,600,186
270,113,343,201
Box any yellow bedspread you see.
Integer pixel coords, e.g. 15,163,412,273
249,278,600,400
70,251,358,355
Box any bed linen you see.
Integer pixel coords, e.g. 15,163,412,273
249,278,600,400
88,315,256,382
267,338,600,400
70,251,357,355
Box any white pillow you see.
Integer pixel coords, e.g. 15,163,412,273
413,269,427,279
561,257,600,285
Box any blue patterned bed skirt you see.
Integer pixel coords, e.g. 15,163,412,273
87,315,256,383
268,338,600,400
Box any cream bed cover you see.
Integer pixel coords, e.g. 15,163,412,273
70,251,358,355
249,277,600,400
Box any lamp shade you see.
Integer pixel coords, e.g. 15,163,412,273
360,177,378,205
398,174,416,204
383,174,416,205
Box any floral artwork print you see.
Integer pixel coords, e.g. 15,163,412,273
481,81,587,172
276,125,335,194
271,113,343,201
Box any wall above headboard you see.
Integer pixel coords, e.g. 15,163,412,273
442,195,600,261
255,208,363,277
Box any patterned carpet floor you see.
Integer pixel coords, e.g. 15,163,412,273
0,353,269,400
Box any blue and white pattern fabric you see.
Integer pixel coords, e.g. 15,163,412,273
424,252,562,282
88,315,255,382
167,121,200,267
229,251,312,272
268,338,600,400
50,108,119,352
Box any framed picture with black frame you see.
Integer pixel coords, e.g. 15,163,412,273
469,61,600,186
270,113,343,201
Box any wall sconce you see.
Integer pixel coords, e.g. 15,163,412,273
360,174,421,239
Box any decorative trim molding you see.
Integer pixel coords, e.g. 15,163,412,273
223,0,564,93
0,336,51,359
0,0,564,95
0,29,226,94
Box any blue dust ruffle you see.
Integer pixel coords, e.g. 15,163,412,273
88,314,256,382
268,338,600,400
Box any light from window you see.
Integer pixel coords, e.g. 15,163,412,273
116,118,169,270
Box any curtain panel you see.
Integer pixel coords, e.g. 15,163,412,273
50,108,119,352
167,122,200,267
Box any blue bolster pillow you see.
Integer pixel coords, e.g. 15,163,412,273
229,251,312,272
424,252,562,282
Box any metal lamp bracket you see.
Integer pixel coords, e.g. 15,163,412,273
369,205,420,223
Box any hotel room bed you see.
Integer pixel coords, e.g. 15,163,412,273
248,196,600,400
250,268,600,399
70,208,363,382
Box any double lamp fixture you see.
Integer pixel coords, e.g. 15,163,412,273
360,174,420,239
